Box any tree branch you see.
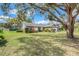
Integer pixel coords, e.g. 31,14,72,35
30,4,66,26
51,4,66,12
73,11,79,19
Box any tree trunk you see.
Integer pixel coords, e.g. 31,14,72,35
63,14,75,39
64,23,74,39
66,27,74,39
65,7,75,39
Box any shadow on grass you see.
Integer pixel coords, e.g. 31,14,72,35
28,33,79,53
30,33,68,44
63,37,79,50
0,35,8,47
52,35,79,50
15,37,65,56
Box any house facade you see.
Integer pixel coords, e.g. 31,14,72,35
21,21,62,32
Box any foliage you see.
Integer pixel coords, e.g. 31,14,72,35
43,28,52,32
29,3,79,38
26,18,32,23
0,30,3,33
0,35,7,47
0,3,10,15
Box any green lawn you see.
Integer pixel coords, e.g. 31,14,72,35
0,31,79,56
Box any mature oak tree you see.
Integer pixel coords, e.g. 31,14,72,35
29,3,79,39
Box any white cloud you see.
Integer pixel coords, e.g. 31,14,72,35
35,20,49,24
0,15,9,19
9,9,17,14
26,10,35,17
27,10,31,17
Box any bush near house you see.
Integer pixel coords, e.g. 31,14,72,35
0,30,3,33
0,28,3,33
43,28,52,32
16,29,23,32
24,28,34,33
9,28,17,31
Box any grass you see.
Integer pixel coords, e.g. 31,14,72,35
0,31,79,56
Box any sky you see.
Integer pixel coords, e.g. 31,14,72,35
0,4,17,23
0,3,49,24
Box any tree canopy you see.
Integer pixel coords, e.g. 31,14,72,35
0,3,79,39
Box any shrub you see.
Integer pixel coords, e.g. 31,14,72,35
16,30,23,32
43,28,52,32
0,30,3,33
0,36,7,47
